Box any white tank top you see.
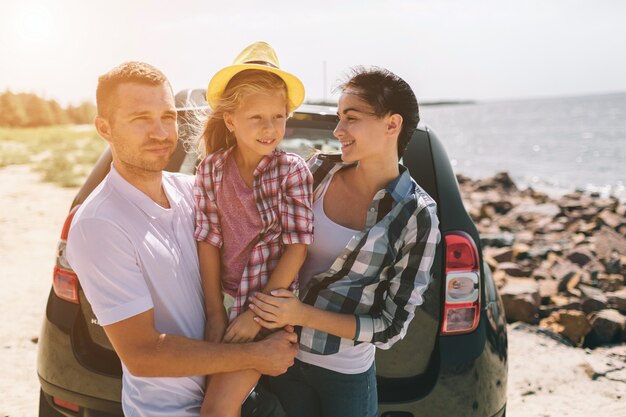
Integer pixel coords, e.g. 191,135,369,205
297,174,376,374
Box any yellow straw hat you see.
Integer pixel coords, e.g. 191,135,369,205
206,41,305,111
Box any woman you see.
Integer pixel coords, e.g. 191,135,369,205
248,67,441,417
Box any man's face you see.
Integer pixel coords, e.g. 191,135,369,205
100,82,178,174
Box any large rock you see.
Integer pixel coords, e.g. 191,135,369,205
586,309,626,346
606,289,626,313
485,246,514,263
500,279,540,324
595,226,626,259
565,246,595,267
596,273,625,292
539,309,591,346
551,260,584,294
596,210,626,231
581,295,608,314
497,262,532,278
480,232,515,248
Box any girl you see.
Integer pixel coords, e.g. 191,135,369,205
249,67,441,417
193,42,313,417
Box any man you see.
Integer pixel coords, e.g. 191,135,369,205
66,61,296,417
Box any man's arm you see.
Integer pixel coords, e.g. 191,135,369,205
103,308,298,377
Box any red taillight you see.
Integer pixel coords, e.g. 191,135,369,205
445,231,479,272
441,231,481,335
53,206,80,304
53,396,80,412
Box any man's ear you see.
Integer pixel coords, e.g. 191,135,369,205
95,116,113,143
386,114,403,137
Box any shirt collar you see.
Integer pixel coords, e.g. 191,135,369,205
323,159,414,203
108,164,180,219
212,145,278,177
384,165,415,203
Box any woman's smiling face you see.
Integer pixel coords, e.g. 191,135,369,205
333,91,393,163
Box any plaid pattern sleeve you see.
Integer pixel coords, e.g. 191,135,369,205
354,201,440,349
193,154,223,247
299,154,441,355
280,156,314,245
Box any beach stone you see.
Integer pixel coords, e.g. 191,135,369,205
552,261,584,293
596,273,624,292
601,256,622,275
596,210,626,231
485,199,514,215
580,207,601,221
512,243,531,260
493,172,517,190
616,204,626,217
532,269,553,281
538,279,559,303
497,262,532,278
571,233,588,245
539,309,591,346
500,278,540,324
514,230,534,244
581,295,608,314
492,269,507,288
593,197,619,211
528,244,554,260
485,247,514,263
480,232,515,248
606,289,626,313
595,227,626,259
507,202,561,219
566,246,595,267
586,309,626,346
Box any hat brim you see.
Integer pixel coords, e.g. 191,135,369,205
206,64,305,111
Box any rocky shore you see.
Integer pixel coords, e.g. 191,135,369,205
458,172,626,348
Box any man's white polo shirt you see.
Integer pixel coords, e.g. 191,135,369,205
66,165,206,417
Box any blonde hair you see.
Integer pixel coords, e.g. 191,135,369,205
200,70,288,156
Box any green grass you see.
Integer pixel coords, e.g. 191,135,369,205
0,125,106,187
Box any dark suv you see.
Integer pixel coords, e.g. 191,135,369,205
38,89,508,417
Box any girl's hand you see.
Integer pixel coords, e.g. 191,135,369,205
223,309,261,343
249,289,307,329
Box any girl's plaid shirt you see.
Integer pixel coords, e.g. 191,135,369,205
194,147,314,320
299,153,441,355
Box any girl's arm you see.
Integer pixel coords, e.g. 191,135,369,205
223,244,307,343
198,241,228,342
261,243,307,294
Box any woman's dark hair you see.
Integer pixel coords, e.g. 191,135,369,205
337,67,419,159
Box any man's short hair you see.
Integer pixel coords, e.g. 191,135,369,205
96,61,171,119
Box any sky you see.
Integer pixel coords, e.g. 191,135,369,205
2,0,626,105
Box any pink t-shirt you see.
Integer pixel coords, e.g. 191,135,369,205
217,156,263,297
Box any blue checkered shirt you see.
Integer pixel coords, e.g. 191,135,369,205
299,153,440,355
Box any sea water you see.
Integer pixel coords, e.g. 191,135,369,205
420,92,626,201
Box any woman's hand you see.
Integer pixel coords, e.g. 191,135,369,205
223,309,261,343
249,289,307,329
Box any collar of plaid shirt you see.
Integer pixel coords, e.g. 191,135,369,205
209,145,278,177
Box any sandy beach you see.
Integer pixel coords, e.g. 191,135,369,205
1,164,624,417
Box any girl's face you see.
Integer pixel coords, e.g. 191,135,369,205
224,91,288,161
333,91,395,163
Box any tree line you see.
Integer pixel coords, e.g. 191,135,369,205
0,90,96,127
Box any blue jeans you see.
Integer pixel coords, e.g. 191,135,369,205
268,359,378,417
